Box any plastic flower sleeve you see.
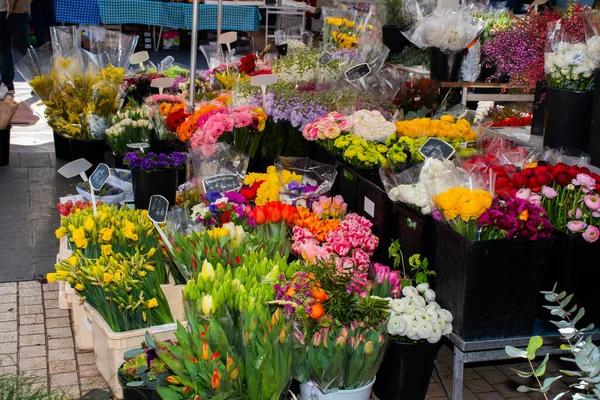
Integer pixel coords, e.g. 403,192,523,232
343,327,389,389
89,26,138,70
50,26,81,61
380,163,429,213
321,7,360,53
189,143,249,194
274,157,337,206
15,44,55,101
274,25,313,56
306,326,347,393
403,8,487,52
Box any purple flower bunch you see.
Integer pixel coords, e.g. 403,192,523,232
124,151,186,172
478,196,552,241
258,90,329,129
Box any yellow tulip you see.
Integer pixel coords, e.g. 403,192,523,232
201,295,214,316
55,227,68,239
201,260,216,282
46,273,57,283
139,271,147,277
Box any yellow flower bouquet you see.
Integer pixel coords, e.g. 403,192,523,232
322,8,360,51
434,187,493,240
243,166,303,206
55,205,172,284
49,250,173,332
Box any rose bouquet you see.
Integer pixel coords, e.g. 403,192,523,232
302,112,350,142
49,250,173,332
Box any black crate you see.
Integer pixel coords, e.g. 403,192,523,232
392,202,437,271
435,222,551,340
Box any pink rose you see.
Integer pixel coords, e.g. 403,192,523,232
567,220,587,232
583,225,600,243
584,195,600,211
516,188,531,200
541,185,558,199
568,208,583,219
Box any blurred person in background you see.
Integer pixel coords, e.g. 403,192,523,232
0,0,32,94
30,0,54,46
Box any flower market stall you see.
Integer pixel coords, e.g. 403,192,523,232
26,2,600,399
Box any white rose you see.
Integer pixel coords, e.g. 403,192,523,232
439,309,453,323
443,322,453,336
413,295,427,309
424,289,436,302
388,314,407,336
416,283,429,293
416,320,433,339
390,299,405,314
402,286,419,299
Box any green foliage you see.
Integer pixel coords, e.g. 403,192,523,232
0,374,67,400
504,284,600,399
388,240,436,286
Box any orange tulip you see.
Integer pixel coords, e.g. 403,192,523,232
309,303,325,319
166,376,181,385
201,341,210,361
311,287,329,302
254,206,267,225
211,369,222,390
211,351,220,362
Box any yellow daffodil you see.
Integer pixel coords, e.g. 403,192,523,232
100,228,113,242
56,270,69,277
101,245,112,256
68,256,78,267
84,218,95,233
75,283,84,291
55,227,68,239
147,247,156,258
139,270,147,277
46,273,57,283
147,298,158,309
103,273,113,283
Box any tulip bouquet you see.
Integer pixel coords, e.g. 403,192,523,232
57,199,96,216
433,187,493,240
105,108,154,157
55,205,170,283
161,251,300,400
273,258,389,393
508,163,600,243
252,201,299,258
49,250,173,332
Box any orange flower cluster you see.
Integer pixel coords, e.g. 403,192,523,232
158,102,186,117
254,202,298,225
293,207,341,242
176,103,225,142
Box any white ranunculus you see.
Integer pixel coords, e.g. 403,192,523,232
349,110,396,143
414,309,429,322
402,298,416,314
439,309,454,323
421,205,431,215
437,317,446,332
416,320,433,339
443,322,453,336
426,305,439,323
388,314,407,336
401,313,416,324
424,289,436,302
416,283,430,293
413,295,427,309
407,320,419,339
390,298,405,314
402,286,419,299
428,325,442,344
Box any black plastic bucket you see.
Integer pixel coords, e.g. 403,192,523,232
429,48,466,82
119,374,161,400
0,126,10,166
382,25,411,55
373,340,442,400
544,86,594,151
70,138,105,167
132,169,178,210
53,131,72,161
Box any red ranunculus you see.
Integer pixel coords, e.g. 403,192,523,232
513,173,528,187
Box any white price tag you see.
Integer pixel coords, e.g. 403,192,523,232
364,197,375,218
130,51,150,69
151,78,176,95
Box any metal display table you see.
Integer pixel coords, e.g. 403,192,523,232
442,321,600,400
439,82,535,106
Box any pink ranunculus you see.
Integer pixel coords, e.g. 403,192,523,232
516,188,531,200
574,173,596,188
323,125,341,139
541,185,558,199
338,120,349,131
302,123,317,141
568,208,583,219
584,195,600,211
567,220,587,232
593,211,600,218
583,225,600,243
316,119,333,130
529,193,542,206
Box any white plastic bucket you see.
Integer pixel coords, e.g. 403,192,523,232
300,378,376,400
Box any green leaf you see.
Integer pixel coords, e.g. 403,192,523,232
551,320,572,329
545,293,558,302
538,376,562,392
135,365,147,375
552,393,567,399
560,344,571,350
572,308,585,326
123,348,145,359
559,294,574,308
505,345,527,359
556,291,567,300
535,354,549,377
516,385,534,393
526,336,543,360
156,387,183,400
513,369,535,378
543,305,561,310
127,380,145,387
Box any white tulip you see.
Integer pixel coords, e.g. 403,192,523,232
416,283,429,293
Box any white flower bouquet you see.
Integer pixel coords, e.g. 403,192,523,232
387,283,453,343
349,109,397,143
105,114,154,157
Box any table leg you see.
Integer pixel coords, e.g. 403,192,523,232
453,346,465,400
461,88,468,105
434,360,452,400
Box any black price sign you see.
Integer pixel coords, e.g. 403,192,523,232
319,52,333,66
202,175,240,193
344,63,371,82
89,163,110,191
418,138,456,161
148,195,169,224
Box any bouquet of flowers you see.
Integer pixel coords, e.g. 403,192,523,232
433,186,493,240
242,166,304,206
49,250,173,332
478,196,553,240
484,106,532,127
190,190,254,232
322,8,360,51
124,151,186,172
273,258,389,393
105,109,154,157
394,114,478,141
145,94,188,141
302,112,351,141
392,77,439,117
57,199,95,216
122,71,166,105
349,110,397,143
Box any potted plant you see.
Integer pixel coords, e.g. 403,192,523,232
124,151,187,210
371,242,452,400
119,333,173,400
